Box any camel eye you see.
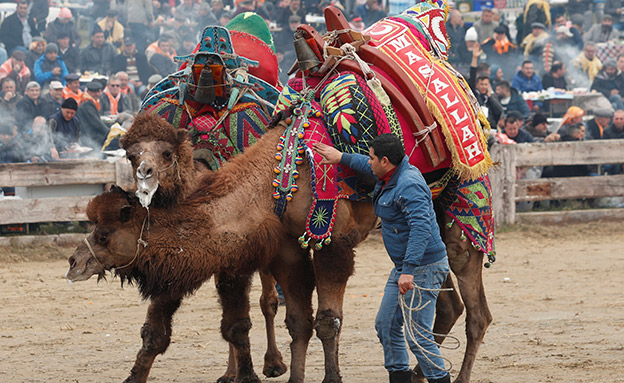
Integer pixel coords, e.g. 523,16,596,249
127,154,136,164
163,150,173,160
95,230,108,245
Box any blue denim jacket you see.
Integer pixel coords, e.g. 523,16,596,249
341,153,446,274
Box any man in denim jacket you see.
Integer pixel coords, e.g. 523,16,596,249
314,134,451,383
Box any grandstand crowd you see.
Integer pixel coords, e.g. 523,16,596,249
0,0,622,174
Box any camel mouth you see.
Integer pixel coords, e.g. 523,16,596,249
136,178,158,208
65,243,106,282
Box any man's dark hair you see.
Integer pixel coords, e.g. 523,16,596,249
496,80,511,91
370,134,405,166
522,60,533,67
505,111,523,125
476,62,490,75
476,75,490,83
551,61,564,73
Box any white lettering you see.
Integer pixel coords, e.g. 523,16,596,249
461,126,475,142
450,109,468,125
431,78,449,93
466,142,482,160
440,93,459,108
418,64,433,78
389,35,411,53
406,51,423,65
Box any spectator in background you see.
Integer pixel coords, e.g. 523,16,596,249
56,32,80,74
618,53,624,73
97,9,125,52
77,81,109,148
474,75,504,129
196,2,218,28
482,26,518,74
512,60,543,93
546,26,577,68
542,61,568,90
0,78,21,116
464,27,479,56
126,0,154,53
496,80,531,117
49,97,81,153
557,105,585,135
175,0,199,22
605,0,624,30
503,111,535,143
211,0,227,19
116,71,140,112
0,0,38,54
15,81,43,133
584,14,619,44
0,48,6,69
21,116,59,162
568,13,585,50
0,50,31,94
34,43,69,88
148,35,178,77
604,109,624,139
521,0,551,41
275,0,307,28
141,73,163,100
100,75,131,116
275,15,301,55
572,43,603,87
585,107,612,139
350,16,365,32
25,37,46,73
39,81,65,119
180,34,197,56
354,0,386,28
472,8,496,43
520,22,549,70
44,7,82,48
62,73,83,101
113,37,153,93
525,113,560,142
591,59,624,111
219,11,233,27
446,10,470,69
81,26,116,75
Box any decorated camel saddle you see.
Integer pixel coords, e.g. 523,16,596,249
140,13,282,169
272,1,495,262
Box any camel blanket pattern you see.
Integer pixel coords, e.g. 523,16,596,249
366,14,492,180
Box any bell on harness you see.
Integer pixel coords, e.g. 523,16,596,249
293,33,322,74
195,66,216,104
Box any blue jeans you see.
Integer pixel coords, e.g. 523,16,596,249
375,258,450,380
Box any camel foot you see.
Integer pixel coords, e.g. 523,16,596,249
216,375,234,383
235,375,262,383
321,374,342,383
122,376,144,383
262,360,287,378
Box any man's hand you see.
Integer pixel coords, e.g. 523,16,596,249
312,142,343,165
544,132,560,142
398,274,414,295
50,147,59,160
3,91,13,101
13,63,21,72
52,67,62,75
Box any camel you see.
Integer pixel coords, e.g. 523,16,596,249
67,114,378,383
68,109,491,383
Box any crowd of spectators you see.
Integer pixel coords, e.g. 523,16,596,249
0,0,622,177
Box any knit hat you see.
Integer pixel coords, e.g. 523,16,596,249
86,81,103,92
11,50,25,61
494,25,506,34
531,113,548,127
46,43,59,54
594,107,614,118
531,22,546,30
465,27,478,42
605,59,618,68
61,97,78,110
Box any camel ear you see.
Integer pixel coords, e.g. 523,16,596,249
175,129,189,146
120,205,134,223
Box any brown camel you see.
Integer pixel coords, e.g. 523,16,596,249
118,112,492,383
117,114,287,382
67,116,378,383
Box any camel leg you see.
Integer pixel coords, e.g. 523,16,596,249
442,214,492,383
312,235,358,383
216,271,260,383
123,295,182,383
258,268,288,378
270,241,315,383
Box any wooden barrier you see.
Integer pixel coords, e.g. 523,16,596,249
489,139,624,226
0,160,133,225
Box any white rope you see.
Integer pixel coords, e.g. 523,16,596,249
398,282,461,373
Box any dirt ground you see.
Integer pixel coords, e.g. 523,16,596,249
0,222,623,383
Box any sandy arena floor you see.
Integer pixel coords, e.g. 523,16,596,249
0,222,623,382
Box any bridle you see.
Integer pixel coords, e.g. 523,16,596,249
83,215,149,271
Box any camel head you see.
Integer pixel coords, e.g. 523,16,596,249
120,113,195,208
66,186,145,282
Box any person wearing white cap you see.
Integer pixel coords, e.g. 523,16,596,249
39,80,65,119
44,7,82,48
